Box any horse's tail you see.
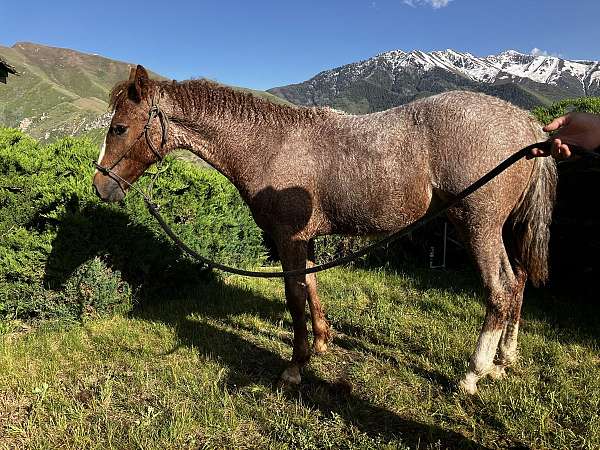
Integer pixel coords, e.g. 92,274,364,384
509,153,557,287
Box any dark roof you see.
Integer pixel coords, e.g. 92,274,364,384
0,57,19,84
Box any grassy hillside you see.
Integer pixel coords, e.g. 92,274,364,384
0,42,290,143
0,42,138,141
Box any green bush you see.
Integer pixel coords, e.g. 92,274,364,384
0,128,266,323
532,97,600,125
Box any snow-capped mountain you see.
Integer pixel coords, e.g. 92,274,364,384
268,49,600,113
390,49,600,89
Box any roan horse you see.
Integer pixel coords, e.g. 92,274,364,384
93,65,556,394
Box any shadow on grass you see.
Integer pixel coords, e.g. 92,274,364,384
45,205,487,448
45,202,599,346
44,204,593,448
373,263,600,345
133,284,489,449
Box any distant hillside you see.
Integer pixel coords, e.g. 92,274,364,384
0,42,140,141
268,49,600,113
0,42,289,142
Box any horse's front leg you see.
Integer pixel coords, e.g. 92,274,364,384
277,238,310,386
307,239,331,354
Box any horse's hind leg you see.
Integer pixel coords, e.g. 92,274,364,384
456,223,515,395
492,266,527,379
277,238,311,386
307,239,331,354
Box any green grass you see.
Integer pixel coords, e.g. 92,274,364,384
1,266,598,449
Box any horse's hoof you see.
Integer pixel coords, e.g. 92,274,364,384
459,379,478,395
459,373,479,395
489,364,507,380
313,339,328,355
278,366,301,388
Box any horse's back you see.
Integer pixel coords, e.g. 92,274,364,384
406,90,544,160
322,91,542,230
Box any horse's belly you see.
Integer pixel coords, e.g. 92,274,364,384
322,179,432,235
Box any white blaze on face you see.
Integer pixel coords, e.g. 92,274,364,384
95,112,114,175
94,137,107,175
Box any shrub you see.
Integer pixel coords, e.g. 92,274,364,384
532,97,600,125
0,128,266,323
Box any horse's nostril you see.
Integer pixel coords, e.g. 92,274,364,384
92,178,125,203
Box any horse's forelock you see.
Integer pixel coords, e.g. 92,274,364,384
108,80,130,111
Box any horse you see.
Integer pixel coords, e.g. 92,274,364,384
93,65,556,395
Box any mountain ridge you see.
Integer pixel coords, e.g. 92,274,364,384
2,43,598,142
0,42,160,141
268,49,600,113
0,42,288,142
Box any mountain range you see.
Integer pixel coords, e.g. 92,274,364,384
268,49,600,113
1,43,599,142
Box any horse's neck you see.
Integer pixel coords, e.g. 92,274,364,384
168,100,278,197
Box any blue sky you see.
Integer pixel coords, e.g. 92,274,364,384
1,0,599,90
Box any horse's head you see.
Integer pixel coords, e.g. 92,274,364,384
93,65,168,202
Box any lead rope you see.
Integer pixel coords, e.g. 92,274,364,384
97,142,564,278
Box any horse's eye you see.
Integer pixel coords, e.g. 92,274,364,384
112,124,128,136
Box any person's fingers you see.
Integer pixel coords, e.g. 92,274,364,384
559,143,572,159
543,114,571,132
550,138,574,159
551,138,562,159
528,146,549,158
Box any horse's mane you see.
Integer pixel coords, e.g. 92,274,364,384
109,78,331,126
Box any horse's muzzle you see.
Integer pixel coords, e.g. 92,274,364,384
93,173,125,202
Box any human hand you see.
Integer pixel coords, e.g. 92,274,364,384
530,112,600,159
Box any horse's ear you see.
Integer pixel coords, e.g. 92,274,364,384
129,64,150,103
134,64,149,81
